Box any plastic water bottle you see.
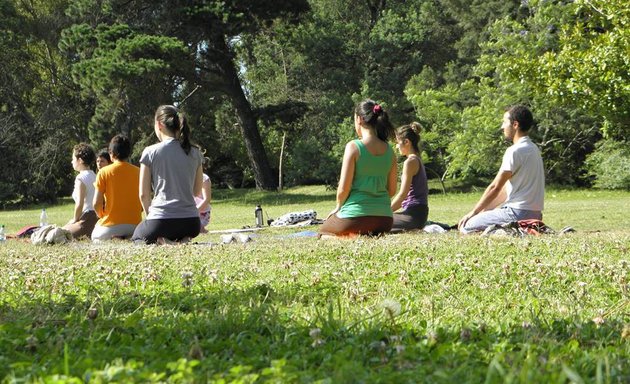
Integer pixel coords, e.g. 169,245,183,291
255,205,264,227
0,225,6,243
40,208,48,227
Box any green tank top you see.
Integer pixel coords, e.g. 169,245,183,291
338,139,394,218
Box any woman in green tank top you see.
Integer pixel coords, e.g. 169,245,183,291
320,99,397,237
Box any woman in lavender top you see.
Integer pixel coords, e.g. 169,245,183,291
391,122,429,231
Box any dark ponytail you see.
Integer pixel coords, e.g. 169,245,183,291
155,105,194,154
354,99,394,142
396,122,422,153
179,114,191,155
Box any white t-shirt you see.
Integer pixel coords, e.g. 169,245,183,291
73,170,97,213
500,136,545,211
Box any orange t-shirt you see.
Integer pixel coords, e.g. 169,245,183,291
94,161,142,227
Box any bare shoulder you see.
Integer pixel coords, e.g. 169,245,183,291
344,140,359,155
404,156,420,174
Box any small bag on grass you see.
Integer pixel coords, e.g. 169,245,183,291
30,225,72,245
270,210,318,227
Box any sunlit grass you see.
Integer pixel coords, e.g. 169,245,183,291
0,187,628,382
2,186,628,233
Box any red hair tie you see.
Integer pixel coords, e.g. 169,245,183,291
373,104,382,115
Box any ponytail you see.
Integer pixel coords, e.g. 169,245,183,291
354,99,395,142
155,105,195,155
179,114,191,155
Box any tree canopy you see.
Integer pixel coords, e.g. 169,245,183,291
1,0,628,205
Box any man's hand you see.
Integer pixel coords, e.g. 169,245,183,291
458,210,476,230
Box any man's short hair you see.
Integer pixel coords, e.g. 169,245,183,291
507,105,534,132
109,134,131,160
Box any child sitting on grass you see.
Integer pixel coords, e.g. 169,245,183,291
195,165,212,234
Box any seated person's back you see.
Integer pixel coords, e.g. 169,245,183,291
92,134,142,241
95,160,142,227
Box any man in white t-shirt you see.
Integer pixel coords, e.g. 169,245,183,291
458,105,545,234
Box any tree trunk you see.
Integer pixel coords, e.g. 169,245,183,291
211,35,277,190
278,131,286,191
228,85,277,190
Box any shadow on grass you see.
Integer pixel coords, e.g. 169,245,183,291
1,285,628,383
214,189,336,206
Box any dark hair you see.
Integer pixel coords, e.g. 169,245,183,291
354,99,395,142
506,105,534,132
73,143,96,167
155,104,193,155
109,134,131,160
396,122,422,153
97,148,111,163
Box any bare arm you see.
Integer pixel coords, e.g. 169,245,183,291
70,179,85,223
192,165,203,198
391,157,419,212
93,189,105,218
484,185,507,211
139,164,153,216
458,170,512,229
328,141,358,218
387,150,398,198
196,177,211,211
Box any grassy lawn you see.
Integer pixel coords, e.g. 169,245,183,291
0,187,628,382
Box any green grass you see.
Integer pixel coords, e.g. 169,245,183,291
2,185,628,234
0,187,629,383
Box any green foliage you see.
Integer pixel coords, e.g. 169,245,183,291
405,1,525,181
406,79,468,178
537,0,630,138
0,0,89,205
361,4,429,115
2,0,629,203
60,22,189,144
468,0,629,184
448,97,506,180
241,0,467,186
585,139,630,190
406,0,630,186
56,0,312,190
437,0,523,81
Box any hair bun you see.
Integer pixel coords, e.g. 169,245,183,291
410,122,422,134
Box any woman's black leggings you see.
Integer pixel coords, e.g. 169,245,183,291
392,205,429,231
131,217,201,244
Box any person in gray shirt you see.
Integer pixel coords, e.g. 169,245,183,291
132,105,203,244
